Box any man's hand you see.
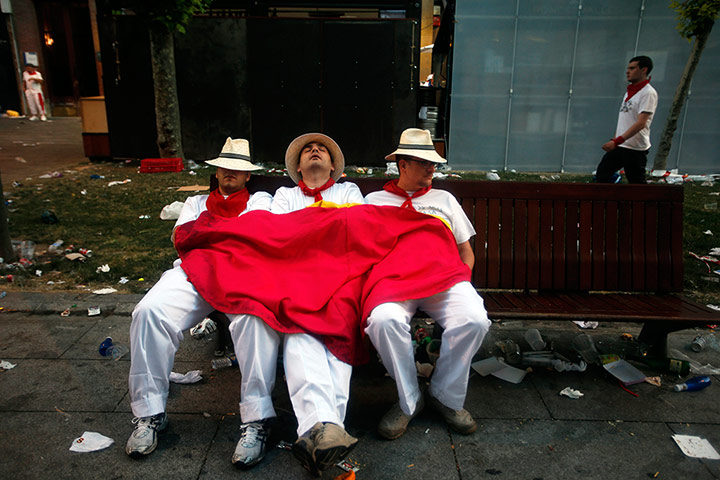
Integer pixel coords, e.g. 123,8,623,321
602,140,616,152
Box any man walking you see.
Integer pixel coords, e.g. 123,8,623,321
364,128,491,440
596,55,658,184
125,138,277,469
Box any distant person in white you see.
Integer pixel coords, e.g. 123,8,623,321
22,63,47,121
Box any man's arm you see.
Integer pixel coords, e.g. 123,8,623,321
602,112,652,152
458,241,474,270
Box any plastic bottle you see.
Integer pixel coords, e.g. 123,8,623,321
211,355,238,370
674,376,711,392
47,240,64,254
98,336,129,361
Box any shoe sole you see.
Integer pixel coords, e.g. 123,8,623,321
315,439,358,472
232,452,265,470
292,442,320,477
378,425,406,440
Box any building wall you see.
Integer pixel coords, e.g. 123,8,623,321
449,0,720,174
10,0,47,114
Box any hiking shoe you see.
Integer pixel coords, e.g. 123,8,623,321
378,395,425,440
232,421,270,469
427,392,476,434
292,423,321,477
125,412,168,457
190,318,216,339
313,423,358,472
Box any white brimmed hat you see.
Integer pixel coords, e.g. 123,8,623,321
385,128,446,164
285,133,345,184
205,137,262,171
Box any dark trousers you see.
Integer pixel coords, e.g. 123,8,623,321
596,147,649,184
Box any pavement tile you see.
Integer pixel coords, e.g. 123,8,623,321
455,419,717,479
0,313,97,358
0,412,216,480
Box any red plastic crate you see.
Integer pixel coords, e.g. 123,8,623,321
140,158,184,173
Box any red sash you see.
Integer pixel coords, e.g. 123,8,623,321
206,188,249,217
625,79,650,102
383,179,431,211
299,178,335,201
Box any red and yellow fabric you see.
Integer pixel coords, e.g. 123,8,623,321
175,203,470,365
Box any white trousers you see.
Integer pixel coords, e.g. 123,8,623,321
365,281,490,415
25,90,46,116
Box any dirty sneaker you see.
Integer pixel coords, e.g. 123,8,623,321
232,421,270,469
378,395,425,440
190,317,217,339
125,412,168,457
312,423,358,472
427,392,476,434
292,423,322,477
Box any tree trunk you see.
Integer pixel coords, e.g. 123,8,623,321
0,172,17,263
652,25,713,171
149,26,184,160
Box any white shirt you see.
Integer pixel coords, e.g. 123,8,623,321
365,188,475,244
615,83,658,151
23,71,43,93
271,181,364,213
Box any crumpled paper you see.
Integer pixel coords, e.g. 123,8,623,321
169,370,203,384
92,287,117,295
559,387,584,399
69,431,114,452
0,360,17,371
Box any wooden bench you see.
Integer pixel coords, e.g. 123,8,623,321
210,174,720,357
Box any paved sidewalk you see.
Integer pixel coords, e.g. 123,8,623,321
0,291,719,479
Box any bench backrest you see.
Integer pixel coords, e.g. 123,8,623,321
215,175,684,294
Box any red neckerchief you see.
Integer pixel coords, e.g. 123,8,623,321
28,71,38,75
383,179,432,211
299,178,335,201
206,188,249,217
625,79,650,102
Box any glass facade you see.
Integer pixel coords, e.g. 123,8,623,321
449,0,720,174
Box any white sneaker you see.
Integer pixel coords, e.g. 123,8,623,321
232,421,270,469
28,116,38,121
40,115,47,121
190,318,217,339
125,412,168,457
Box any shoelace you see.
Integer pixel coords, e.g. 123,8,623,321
240,423,263,447
131,414,162,429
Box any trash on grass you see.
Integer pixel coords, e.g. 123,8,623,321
65,253,87,262
385,162,399,176
87,306,101,316
35,269,42,277
0,360,17,371
96,264,110,273
704,230,713,236
138,214,150,219
60,308,71,317
603,359,646,386
672,435,720,460
92,287,117,295
559,387,584,399
160,201,185,220
107,179,131,187
118,277,129,284
486,171,500,181
169,370,203,384
69,432,114,453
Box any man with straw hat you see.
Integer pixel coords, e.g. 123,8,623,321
270,132,363,475
364,128,491,440
126,138,278,469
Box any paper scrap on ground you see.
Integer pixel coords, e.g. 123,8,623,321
107,179,131,187
96,264,110,273
672,435,720,460
603,359,647,386
0,360,17,371
69,431,114,452
472,357,527,384
65,253,87,262
573,321,599,329
559,387,584,399
416,361,434,378
177,185,209,192
92,287,117,295
169,370,203,384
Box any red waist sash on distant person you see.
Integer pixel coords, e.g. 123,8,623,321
175,204,470,365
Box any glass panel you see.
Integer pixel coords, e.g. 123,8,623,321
448,96,508,171
675,98,720,173
519,0,578,17
507,95,566,170
456,0,517,17
563,97,618,173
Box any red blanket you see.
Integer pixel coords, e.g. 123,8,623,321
175,205,470,365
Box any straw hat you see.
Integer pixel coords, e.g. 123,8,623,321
385,128,446,164
284,133,345,184
206,137,262,171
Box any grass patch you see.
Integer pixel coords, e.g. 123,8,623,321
2,160,719,305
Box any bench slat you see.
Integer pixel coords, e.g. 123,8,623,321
618,201,633,291
527,200,540,290
540,200,553,290
473,197,487,288
565,200,579,290
578,201,592,291
605,201,619,291
501,198,514,289
513,200,528,290
631,202,646,291
592,201,605,290
487,199,501,288
552,199,566,290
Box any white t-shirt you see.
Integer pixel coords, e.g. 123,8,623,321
615,83,658,151
271,181,364,213
364,188,475,244
23,71,43,93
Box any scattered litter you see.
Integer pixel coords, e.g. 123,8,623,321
674,375,711,392
47,239,64,254
672,435,720,460
524,328,546,351
190,318,217,339
621,333,635,341
276,440,293,451
98,337,128,360
424,428,430,434
80,189,87,195
90,174,105,179
160,201,185,220
107,179,132,187
69,432,114,453
471,357,527,384
603,359,646,386
35,270,42,277
60,308,71,317
176,185,209,192
432,172,448,179
0,360,17,371
415,361,434,378
486,172,500,181
92,287,117,295
704,203,717,211
138,215,150,219
188,171,197,176
169,370,203,384
96,264,110,273
87,306,101,316
65,253,87,262
0,291,5,298
14,156,26,163
645,376,662,387
573,321,598,329
202,412,211,418
573,334,600,364
708,304,720,311
704,230,713,236
336,459,360,474
559,387,584,399
118,277,129,284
